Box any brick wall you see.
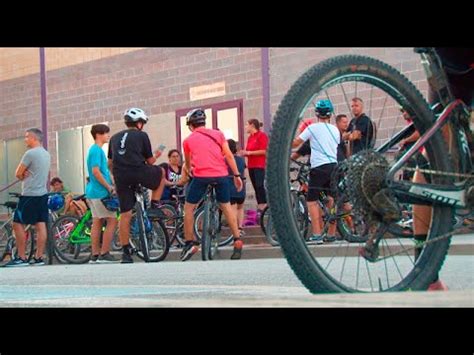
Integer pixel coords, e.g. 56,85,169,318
1,47,431,209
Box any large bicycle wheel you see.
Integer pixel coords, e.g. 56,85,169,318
51,215,91,264
267,54,454,292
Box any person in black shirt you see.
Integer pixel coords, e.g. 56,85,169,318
347,97,375,155
335,114,350,162
108,107,166,263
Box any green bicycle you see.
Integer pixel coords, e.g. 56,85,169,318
51,195,170,264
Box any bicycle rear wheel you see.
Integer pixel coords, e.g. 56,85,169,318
267,54,454,292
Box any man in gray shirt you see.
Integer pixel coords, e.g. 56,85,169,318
5,128,51,267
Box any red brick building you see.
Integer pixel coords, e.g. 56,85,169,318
0,47,427,205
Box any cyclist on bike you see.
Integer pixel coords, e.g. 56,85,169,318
180,108,244,261
291,99,340,244
108,108,166,264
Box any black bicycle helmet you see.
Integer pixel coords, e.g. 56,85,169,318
186,108,206,126
124,107,149,124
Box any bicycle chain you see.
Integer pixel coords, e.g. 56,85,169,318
401,166,473,180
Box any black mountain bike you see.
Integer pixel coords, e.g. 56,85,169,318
267,48,473,292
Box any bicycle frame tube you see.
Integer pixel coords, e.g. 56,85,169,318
70,210,92,244
386,99,468,208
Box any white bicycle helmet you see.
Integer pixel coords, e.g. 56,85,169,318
124,107,149,124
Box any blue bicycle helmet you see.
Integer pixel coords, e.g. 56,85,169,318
101,196,120,212
48,194,65,212
315,99,334,117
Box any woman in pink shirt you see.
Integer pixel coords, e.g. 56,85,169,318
241,119,269,212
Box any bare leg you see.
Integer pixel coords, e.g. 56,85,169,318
219,203,240,240
183,202,198,242
236,203,245,229
12,222,27,259
34,222,47,258
151,168,166,202
119,211,132,246
307,201,323,235
100,217,117,254
90,218,103,256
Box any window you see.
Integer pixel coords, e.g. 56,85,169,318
176,99,244,153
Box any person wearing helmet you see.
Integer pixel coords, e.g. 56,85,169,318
347,97,375,155
86,124,118,263
180,108,244,261
108,107,166,263
291,99,340,244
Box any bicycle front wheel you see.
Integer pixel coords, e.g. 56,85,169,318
51,215,91,264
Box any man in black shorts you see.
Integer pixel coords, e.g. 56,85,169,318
291,99,340,244
108,108,166,263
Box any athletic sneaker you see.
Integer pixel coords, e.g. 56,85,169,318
230,239,243,260
308,234,324,245
180,242,199,262
29,257,45,266
323,235,337,243
4,257,29,267
121,252,134,264
89,254,99,264
97,252,119,263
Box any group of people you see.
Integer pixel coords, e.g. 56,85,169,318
4,106,270,266
291,97,376,243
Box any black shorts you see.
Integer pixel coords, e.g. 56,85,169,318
13,195,49,225
114,165,163,213
230,196,245,205
307,163,337,202
185,177,231,204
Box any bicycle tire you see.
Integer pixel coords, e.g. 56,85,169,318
260,206,280,246
135,204,150,262
267,54,454,292
201,201,211,261
194,205,233,247
135,218,170,262
208,204,220,260
51,215,91,264
0,224,12,261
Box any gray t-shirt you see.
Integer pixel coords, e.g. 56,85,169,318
20,146,51,196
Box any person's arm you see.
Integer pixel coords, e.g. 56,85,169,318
292,137,305,149
400,130,421,147
222,141,243,192
92,167,114,193
15,163,29,181
143,133,161,165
